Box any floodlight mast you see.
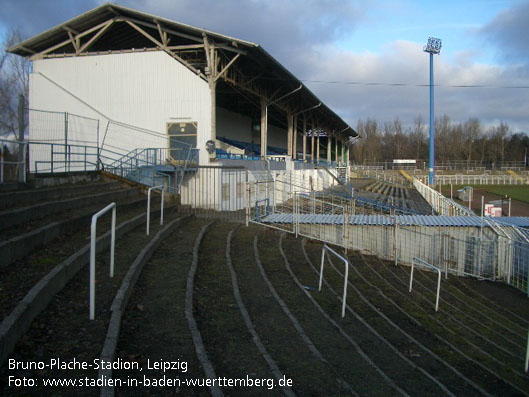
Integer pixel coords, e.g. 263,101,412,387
424,37,442,185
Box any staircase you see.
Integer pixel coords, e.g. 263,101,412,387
336,166,347,184
317,165,347,185
102,147,199,193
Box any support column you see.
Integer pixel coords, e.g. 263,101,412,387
209,80,216,143
287,112,293,157
316,133,320,164
204,36,217,163
335,138,339,165
341,140,345,165
345,144,350,167
260,98,268,159
302,116,307,162
327,135,332,163
311,121,315,163
293,116,297,160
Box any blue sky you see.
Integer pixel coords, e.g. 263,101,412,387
338,0,509,65
1,0,528,132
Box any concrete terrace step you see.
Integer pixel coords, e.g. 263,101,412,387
0,203,169,323
0,196,150,268
0,187,141,233
228,225,339,395
0,181,122,211
0,208,183,394
346,250,529,395
283,233,452,396
113,217,211,395
194,222,288,395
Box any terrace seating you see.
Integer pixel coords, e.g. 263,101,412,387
1,177,528,396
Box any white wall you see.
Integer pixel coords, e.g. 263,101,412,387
29,51,211,164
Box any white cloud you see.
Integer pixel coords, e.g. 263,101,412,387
296,40,529,132
1,0,528,133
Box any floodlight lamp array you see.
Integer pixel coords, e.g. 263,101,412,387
424,37,442,54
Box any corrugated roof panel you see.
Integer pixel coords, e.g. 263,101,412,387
261,212,529,228
495,217,529,228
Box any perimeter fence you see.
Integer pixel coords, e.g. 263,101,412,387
244,171,529,296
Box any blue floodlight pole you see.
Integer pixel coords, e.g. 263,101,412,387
424,37,441,185
429,52,434,185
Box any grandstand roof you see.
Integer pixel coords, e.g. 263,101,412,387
9,3,356,140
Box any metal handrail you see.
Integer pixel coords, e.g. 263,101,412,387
254,198,270,221
319,244,349,318
147,185,164,236
90,202,116,320
409,257,441,312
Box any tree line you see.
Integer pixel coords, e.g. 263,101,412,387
351,116,529,165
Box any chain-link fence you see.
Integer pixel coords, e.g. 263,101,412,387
348,219,528,294
296,193,348,247
28,109,100,173
246,169,528,296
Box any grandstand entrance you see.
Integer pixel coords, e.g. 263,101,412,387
167,122,197,163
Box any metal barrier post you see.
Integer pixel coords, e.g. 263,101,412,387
394,219,398,266
294,193,298,238
23,143,27,183
90,202,116,320
245,174,249,227
525,328,528,372
147,185,164,236
409,257,441,312
319,245,349,318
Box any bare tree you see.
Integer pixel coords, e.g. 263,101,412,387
0,30,30,138
409,116,427,159
489,121,510,164
461,118,481,166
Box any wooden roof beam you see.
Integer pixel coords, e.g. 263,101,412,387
31,18,116,60
125,19,204,79
77,19,114,55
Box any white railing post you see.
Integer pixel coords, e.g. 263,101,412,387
294,192,299,238
525,330,529,372
147,185,164,236
0,149,4,183
90,202,116,320
394,220,398,266
409,257,441,312
319,245,349,318
245,177,249,227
